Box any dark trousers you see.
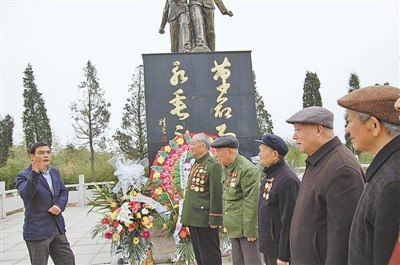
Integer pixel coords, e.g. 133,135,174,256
264,254,278,265
26,227,75,265
189,225,222,265
231,237,262,265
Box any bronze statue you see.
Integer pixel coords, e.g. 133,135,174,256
159,0,233,53
159,0,192,53
189,0,233,52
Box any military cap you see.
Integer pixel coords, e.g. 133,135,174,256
255,133,288,156
210,135,239,149
337,85,400,125
286,106,334,129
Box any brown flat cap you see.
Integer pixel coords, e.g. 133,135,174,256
286,106,334,129
337,85,400,125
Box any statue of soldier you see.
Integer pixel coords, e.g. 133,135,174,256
159,0,192,53
189,0,233,52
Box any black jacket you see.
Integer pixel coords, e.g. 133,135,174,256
258,159,300,261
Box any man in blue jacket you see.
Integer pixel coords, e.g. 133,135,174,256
16,142,75,265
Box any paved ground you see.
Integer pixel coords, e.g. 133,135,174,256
0,206,232,265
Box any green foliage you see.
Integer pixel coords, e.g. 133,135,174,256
253,71,274,138
70,60,111,181
302,71,322,108
0,144,115,190
0,115,14,167
345,73,361,155
284,139,307,175
0,145,30,189
113,65,147,160
22,63,52,152
51,144,115,184
358,152,374,165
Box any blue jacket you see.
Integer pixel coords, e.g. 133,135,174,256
16,165,69,241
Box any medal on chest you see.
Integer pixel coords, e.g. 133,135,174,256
263,177,274,200
189,164,207,192
227,171,238,187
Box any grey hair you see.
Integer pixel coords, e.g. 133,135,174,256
356,112,400,137
193,133,210,149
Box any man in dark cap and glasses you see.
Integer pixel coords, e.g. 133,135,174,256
286,106,365,265
338,85,400,265
211,135,262,265
255,134,300,265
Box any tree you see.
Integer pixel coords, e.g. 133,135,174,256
113,65,148,160
302,71,322,108
0,115,14,167
22,63,52,152
345,73,361,155
70,60,111,182
253,71,274,138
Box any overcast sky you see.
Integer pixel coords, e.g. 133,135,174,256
1,0,399,150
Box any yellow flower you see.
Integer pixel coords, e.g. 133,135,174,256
110,202,117,208
155,188,162,196
111,211,118,220
157,156,165,164
121,196,126,201
133,237,139,244
112,233,119,241
162,223,168,230
164,146,171,153
153,172,160,179
137,212,142,219
146,203,152,209
176,138,184,145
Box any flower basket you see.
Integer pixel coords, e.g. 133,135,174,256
90,158,170,265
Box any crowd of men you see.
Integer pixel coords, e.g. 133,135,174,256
16,84,400,265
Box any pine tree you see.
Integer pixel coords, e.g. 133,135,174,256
0,115,14,167
253,71,274,138
113,65,148,160
22,63,52,152
302,71,322,108
345,73,361,155
70,60,111,181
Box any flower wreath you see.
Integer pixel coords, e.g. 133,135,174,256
149,131,218,263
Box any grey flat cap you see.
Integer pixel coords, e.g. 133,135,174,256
210,135,239,148
286,106,334,129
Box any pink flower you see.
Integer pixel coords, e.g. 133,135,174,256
105,230,113,239
142,230,150,239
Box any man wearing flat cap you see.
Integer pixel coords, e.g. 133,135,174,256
256,134,300,265
286,106,365,265
338,85,400,265
211,135,262,264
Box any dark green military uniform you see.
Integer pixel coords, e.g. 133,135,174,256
181,152,223,265
181,152,223,226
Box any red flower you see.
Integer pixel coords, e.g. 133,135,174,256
101,217,110,224
142,230,150,239
179,227,189,239
112,220,119,229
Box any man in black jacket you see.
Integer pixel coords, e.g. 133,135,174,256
256,134,300,265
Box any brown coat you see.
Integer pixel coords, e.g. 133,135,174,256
290,137,365,265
